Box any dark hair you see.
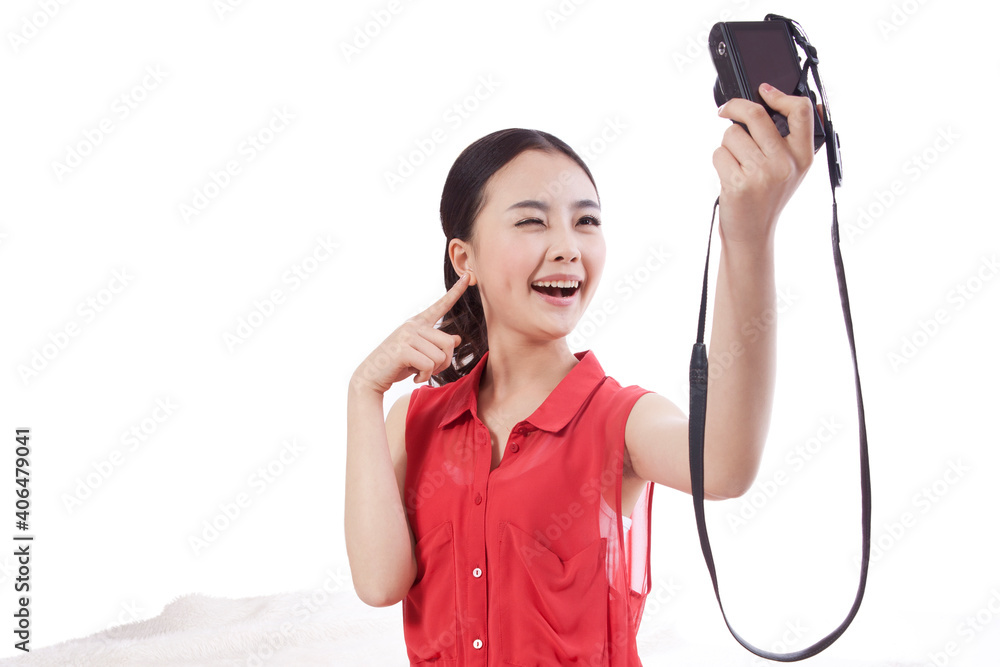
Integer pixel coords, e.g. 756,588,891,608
431,128,598,386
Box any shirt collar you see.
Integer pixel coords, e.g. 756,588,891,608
436,349,607,432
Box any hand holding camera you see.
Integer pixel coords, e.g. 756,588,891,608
712,82,816,245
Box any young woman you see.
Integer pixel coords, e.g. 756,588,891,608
346,83,816,665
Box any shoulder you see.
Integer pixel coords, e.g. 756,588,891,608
401,377,464,421
387,376,466,436
587,368,660,420
586,358,683,439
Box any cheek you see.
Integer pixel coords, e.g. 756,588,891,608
479,243,535,293
585,241,607,277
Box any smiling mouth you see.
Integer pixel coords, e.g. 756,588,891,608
530,281,581,298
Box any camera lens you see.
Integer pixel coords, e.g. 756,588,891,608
716,41,727,57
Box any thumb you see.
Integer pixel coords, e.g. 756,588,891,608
759,82,812,128
759,81,815,161
452,334,462,346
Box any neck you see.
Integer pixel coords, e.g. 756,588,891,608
478,334,580,406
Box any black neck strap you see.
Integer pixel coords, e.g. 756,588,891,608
687,180,871,659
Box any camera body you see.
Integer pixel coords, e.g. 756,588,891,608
709,20,826,153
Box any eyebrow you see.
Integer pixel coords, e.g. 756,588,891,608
505,199,601,212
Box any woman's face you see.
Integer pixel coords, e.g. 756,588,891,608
451,149,606,345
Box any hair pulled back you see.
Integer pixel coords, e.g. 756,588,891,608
431,128,597,386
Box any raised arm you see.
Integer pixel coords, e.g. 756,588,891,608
345,273,469,606
624,84,816,500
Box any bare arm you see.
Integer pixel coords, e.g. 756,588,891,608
345,386,415,607
623,240,777,500
701,236,776,497
625,84,815,499
344,272,469,606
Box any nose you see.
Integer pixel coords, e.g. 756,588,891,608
547,220,581,263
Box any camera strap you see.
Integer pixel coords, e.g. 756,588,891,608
687,16,870,662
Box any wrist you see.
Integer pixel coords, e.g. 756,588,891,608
717,198,779,250
718,231,775,270
349,370,388,399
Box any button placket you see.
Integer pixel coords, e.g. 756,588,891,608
473,421,490,658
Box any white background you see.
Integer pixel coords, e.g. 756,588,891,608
1,0,998,664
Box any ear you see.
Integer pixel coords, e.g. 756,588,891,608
448,238,478,286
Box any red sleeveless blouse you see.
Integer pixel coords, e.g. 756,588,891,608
402,349,654,666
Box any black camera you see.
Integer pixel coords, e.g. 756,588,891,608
709,19,826,153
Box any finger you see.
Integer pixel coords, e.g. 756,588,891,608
720,121,765,170
757,82,815,164
423,331,466,378
712,145,743,190
421,272,470,324
410,329,456,375
401,345,440,385
411,344,452,383
718,96,784,157
418,326,462,355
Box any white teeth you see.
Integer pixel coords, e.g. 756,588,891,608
531,280,580,288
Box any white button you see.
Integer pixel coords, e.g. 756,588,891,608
472,567,482,578
473,638,483,649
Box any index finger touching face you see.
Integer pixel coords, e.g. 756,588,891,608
422,272,471,323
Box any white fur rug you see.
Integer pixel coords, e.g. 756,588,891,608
2,589,408,667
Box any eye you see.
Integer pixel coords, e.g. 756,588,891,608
515,218,543,227
579,216,601,227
